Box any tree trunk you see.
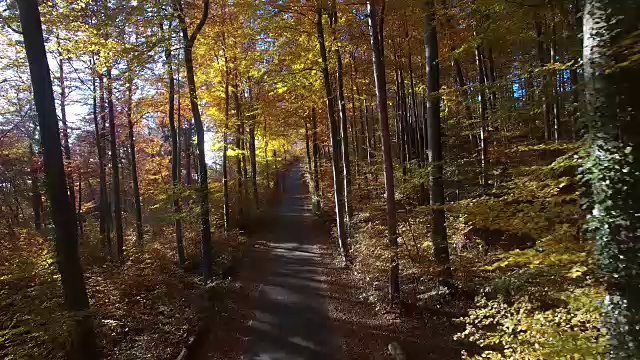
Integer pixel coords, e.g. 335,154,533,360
125,74,143,246
535,18,552,141
569,0,581,140
30,139,42,230
96,70,111,254
233,75,244,223
184,117,192,186
311,107,321,213
77,171,83,237
57,47,77,229
264,116,270,189
453,56,478,156
367,0,400,302
349,57,360,177
486,46,498,109
165,24,185,265
316,4,349,263
248,86,259,211
394,64,407,177
222,62,231,233
364,97,373,164
175,0,212,281
475,45,489,188
106,67,124,261
305,121,313,176
424,0,451,279
582,0,640,357
335,47,352,225
17,2,97,357
550,21,560,142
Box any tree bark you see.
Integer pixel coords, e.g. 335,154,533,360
222,61,231,233
425,0,451,278
367,0,400,302
18,1,98,357
233,74,244,223
336,48,352,225
453,56,479,156
164,23,185,265
248,86,259,211
331,3,353,226
106,67,124,261
475,45,489,188
97,70,111,254
305,121,313,176
535,18,552,141
582,0,640,357
57,46,77,229
316,4,349,263
175,0,212,281
125,73,143,246
30,139,42,230
550,21,560,142
569,0,581,140
311,107,321,213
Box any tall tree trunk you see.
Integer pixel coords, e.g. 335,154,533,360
486,46,498,109
569,0,581,140
336,47,352,225
175,0,212,280
535,18,552,141
394,64,407,177
248,86,259,210
222,62,231,233
475,46,489,188
30,139,42,230
184,117,192,186
311,107,321,213
364,97,373,164
164,23,185,265
77,171,83,237
17,2,97,357
57,46,77,229
233,75,244,223
550,21,561,142
96,70,111,254
106,67,124,261
264,116,269,189
367,0,400,302
305,121,313,175
125,74,143,246
583,1,640,357
316,4,349,263
425,0,451,279
453,56,479,156
349,56,360,177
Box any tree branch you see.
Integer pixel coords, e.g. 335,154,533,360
189,0,210,44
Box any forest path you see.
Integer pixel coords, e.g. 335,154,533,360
238,163,341,360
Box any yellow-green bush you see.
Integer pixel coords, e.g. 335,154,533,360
456,287,608,359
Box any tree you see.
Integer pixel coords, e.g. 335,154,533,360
173,0,213,281
125,69,144,246
582,0,640,357
424,0,451,280
367,0,400,302
17,0,97,357
316,1,349,264
331,2,353,227
164,20,185,265
106,66,124,261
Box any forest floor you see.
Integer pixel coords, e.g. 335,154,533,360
193,163,467,360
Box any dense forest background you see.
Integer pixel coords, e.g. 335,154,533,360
1,0,639,358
